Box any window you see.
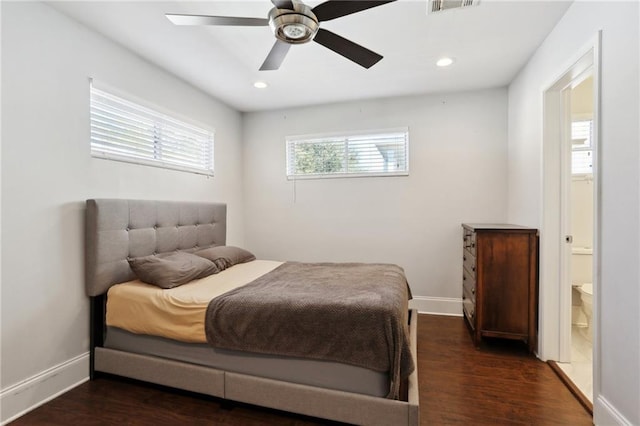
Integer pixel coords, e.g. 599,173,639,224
286,129,409,179
571,119,593,175
90,83,214,176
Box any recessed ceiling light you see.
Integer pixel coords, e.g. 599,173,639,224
436,57,454,67
253,81,268,89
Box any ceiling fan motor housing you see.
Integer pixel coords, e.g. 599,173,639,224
268,2,319,44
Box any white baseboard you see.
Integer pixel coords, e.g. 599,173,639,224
410,296,462,316
0,352,90,425
594,395,633,426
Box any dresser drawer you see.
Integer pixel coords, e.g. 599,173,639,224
462,286,476,330
463,229,477,255
463,250,476,275
463,268,476,300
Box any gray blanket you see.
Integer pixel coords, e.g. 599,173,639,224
205,262,414,399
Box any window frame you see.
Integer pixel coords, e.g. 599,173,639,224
90,80,215,176
285,127,410,180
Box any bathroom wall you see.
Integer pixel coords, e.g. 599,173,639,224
570,76,594,285
571,177,594,284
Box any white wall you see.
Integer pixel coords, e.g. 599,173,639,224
243,89,508,311
0,2,244,421
507,1,639,424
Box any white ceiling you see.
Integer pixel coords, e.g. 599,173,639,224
49,0,572,112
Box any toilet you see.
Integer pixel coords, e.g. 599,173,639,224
577,283,593,342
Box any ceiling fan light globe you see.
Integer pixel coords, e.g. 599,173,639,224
283,23,307,39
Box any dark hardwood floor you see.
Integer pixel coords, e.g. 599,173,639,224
10,314,592,425
418,315,592,425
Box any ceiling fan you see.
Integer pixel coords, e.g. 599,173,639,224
166,0,396,71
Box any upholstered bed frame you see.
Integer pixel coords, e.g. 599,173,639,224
86,199,419,425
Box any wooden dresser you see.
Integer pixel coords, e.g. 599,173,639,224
461,224,538,352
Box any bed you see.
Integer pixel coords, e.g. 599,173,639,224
86,199,419,425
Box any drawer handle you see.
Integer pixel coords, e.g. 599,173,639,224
471,287,475,294
472,266,476,272
463,275,466,281
463,255,466,261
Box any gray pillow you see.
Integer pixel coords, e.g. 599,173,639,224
128,252,219,289
194,246,256,270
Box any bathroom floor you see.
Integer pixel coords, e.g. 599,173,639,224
557,325,593,402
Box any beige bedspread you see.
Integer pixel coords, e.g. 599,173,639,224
205,262,414,399
106,260,283,342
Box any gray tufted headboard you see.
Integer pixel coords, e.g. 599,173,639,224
85,199,227,296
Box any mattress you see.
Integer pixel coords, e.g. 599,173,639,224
104,326,390,397
105,258,392,397
106,260,283,342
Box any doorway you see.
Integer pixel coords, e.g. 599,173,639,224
557,74,595,402
540,35,600,413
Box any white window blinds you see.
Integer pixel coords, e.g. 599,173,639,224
286,129,409,179
90,83,214,176
571,120,593,175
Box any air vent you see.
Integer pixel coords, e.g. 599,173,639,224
428,0,479,14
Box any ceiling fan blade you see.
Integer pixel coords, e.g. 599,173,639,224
271,0,295,9
312,0,396,22
260,40,292,71
166,14,269,26
313,28,382,69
